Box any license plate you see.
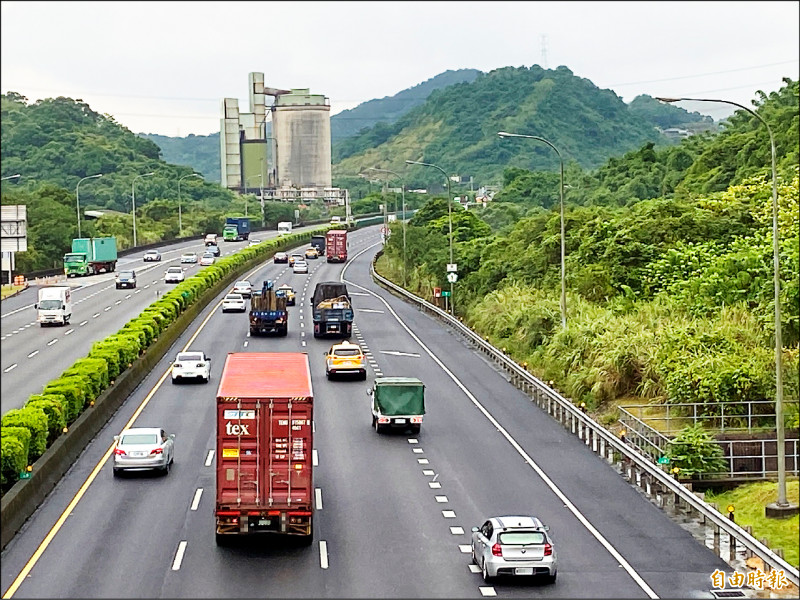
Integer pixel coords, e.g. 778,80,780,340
258,519,271,526
130,451,146,457
394,418,406,424
515,568,533,575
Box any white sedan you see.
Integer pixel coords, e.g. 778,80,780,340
171,351,210,383
293,260,309,274
199,254,215,266
164,266,185,283
222,293,247,313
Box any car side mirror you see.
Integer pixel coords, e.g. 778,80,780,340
34,303,38,309
366,388,373,396
471,526,479,533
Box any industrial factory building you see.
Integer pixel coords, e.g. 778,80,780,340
220,72,346,205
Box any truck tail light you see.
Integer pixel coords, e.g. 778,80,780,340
411,416,423,424
378,417,390,424
544,542,552,556
216,510,239,516
293,463,303,471
288,511,312,516
492,543,503,557
267,510,281,516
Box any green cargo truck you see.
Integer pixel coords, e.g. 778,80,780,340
368,377,426,434
63,237,118,277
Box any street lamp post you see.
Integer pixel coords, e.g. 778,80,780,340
75,174,103,239
131,172,155,247
656,96,795,518
406,160,454,313
367,167,408,287
498,131,567,329
177,173,201,238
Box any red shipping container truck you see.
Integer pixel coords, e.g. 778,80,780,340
325,229,348,263
215,352,314,544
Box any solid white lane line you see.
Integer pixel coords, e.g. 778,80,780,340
171,541,188,570
204,450,214,467
319,541,329,569
190,488,203,511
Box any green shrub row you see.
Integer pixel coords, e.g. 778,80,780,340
0,228,327,492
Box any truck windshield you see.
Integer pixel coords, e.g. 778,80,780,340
38,300,62,310
64,254,84,263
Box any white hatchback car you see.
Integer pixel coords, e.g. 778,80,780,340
471,516,557,583
171,351,211,383
222,293,247,313
164,266,185,283
113,427,175,476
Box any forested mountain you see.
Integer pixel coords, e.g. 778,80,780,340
332,65,713,187
330,68,482,142
138,132,221,183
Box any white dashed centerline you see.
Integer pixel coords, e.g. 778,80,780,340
47,339,58,346
319,541,329,569
27,351,39,358
204,450,215,467
190,488,203,511
4,364,18,372
171,541,188,570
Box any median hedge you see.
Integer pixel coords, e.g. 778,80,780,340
0,227,327,493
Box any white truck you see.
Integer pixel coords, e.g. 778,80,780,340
35,286,72,326
277,222,292,234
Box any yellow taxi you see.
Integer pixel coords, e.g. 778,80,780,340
305,247,320,259
324,341,367,380
276,284,296,306
288,253,304,266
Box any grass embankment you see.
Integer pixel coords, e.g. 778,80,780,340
705,479,799,569
0,284,26,300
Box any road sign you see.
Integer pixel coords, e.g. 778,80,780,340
446,263,457,272
380,226,388,234
447,272,458,283
433,287,442,298
657,456,670,465
441,290,451,297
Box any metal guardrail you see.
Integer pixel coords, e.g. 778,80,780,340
369,259,799,586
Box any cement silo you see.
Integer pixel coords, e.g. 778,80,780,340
272,89,332,189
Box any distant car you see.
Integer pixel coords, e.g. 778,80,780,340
249,239,261,247
222,293,247,313
289,253,304,266
232,280,253,298
115,269,137,289
276,284,296,306
273,252,288,264
199,253,215,266
171,350,210,383
206,244,221,257
164,266,185,283
471,516,557,584
143,250,161,262
293,260,309,274
305,247,320,259
181,252,198,264
113,427,175,476
325,341,367,380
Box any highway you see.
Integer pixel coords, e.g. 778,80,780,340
0,227,313,415
0,225,733,598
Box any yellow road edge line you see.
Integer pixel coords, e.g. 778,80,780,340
2,290,230,598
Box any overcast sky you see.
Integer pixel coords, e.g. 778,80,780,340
1,1,798,137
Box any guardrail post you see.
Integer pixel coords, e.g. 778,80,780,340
729,533,736,563
713,524,720,555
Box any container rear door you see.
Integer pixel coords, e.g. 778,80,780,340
265,398,313,508
217,402,262,507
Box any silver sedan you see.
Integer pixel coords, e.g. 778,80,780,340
113,427,175,476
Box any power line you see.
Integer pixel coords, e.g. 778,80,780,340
607,60,798,87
